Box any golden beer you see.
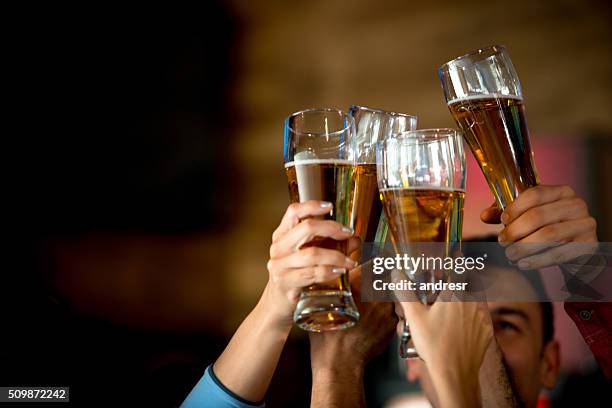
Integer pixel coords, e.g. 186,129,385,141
285,159,354,327
448,96,539,209
380,188,465,247
286,161,382,253
350,163,383,245
381,187,465,304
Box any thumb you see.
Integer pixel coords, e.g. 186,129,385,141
480,202,502,224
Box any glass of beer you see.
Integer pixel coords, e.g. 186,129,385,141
377,129,467,358
439,45,539,209
348,105,417,261
284,108,360,332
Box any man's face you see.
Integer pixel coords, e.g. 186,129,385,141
487,301,548,407
485,266,560,407
401,267,559,408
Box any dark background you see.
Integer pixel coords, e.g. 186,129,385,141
5,4,245,407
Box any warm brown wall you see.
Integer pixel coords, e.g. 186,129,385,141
223,0,612,327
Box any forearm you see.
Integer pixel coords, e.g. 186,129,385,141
213,285,292,402
311,365,365,408
479,340,519,408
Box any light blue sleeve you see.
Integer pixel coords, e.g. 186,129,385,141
181,365,265,408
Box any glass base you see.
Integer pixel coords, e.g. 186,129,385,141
399,319,419,359
293,290,360,332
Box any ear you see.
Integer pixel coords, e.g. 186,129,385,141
405,358,422,382
540,340,560,389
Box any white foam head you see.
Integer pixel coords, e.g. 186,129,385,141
285,158,353,168
447,93,523,106
379,186,466,193
294,150,318,161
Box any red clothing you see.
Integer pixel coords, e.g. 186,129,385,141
564,302,612,378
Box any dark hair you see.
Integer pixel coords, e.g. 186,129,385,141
464,235,554,345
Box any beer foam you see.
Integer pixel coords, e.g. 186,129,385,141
284,159,353,168
294,150,318,161
447,93,523,106
379,186,466,193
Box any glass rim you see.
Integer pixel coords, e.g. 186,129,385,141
438,44,506,72
286,107,353,137
378,128,461,149
348,104,417,120
392,128,460,140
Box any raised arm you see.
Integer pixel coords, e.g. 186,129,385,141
481,185,612,379
399,297,494,408
309,268,397,408
183,201,360,407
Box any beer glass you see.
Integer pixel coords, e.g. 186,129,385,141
439,45,539,209
284,108,360,332
348,106,417,260
377,129,467,358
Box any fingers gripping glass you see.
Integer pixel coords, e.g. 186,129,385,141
376,129,467,358
283,108,360,332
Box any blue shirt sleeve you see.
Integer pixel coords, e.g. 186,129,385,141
181,365,265,408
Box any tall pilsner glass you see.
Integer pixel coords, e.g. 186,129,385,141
348,106,417,261
377,129,467,358
284,108,360,332
439,45,539,209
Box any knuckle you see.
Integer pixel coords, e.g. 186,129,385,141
266,259,275,272
526,207,544,226
301,218,316,233
505,246,520,261
269,243,279,258
569,197,587,214
287,202,300,216
560,185,575,197
586,216,597,230
541,225,559,242
513,192,533,213
503,225,518,241
523,186,540,203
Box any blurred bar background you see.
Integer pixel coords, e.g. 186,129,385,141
3,0,611,406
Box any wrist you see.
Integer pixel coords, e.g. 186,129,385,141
255,284,294,335
312,362,364,384
311,344,365,379
430,364,481,408
311,361,366,408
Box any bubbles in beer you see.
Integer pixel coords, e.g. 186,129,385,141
448,96,539,209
